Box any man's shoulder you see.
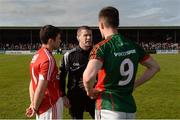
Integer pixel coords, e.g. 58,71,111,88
36,48,54,62
97,36,112,46
64,47,78,56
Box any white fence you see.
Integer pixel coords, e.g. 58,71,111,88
156,50,179,54
0,50,59,55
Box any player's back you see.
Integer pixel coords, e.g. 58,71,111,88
30,47,54,88
95,34,146,94
94,34,148,112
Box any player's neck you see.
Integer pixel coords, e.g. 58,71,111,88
104,28,118,39
42,44,53,52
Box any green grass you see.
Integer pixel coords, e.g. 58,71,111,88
134,54,180,119
0,54,179,119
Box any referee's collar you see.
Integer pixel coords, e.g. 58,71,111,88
77,45,92,53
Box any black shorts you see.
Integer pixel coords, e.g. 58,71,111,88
67,89,95,119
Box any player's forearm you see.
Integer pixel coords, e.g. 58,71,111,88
134,66,160,88
83,72,96,92
83,59,102,93
29,81,34,103
33,89,45,111
84,80,94,92
32,81,48,111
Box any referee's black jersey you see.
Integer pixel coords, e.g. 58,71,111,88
59,46,92,96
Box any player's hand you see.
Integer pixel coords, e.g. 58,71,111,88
25,106,36,118
62,96,71,108
87,88,102,99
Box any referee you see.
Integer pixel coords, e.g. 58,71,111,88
59,26,95,119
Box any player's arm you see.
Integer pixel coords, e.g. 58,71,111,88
29,80,34,103
26,80,35,118
26,80,48,118
26,60,50,118
33,80,48,111
134,56,160,89
83,59,102,98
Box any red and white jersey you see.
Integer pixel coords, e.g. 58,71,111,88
30,47,62,115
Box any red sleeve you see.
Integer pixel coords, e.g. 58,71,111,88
39,59,54,81
89,44,104,63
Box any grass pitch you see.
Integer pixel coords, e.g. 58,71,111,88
0,54,179,119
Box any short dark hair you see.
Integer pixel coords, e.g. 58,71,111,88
99,6,119,28
40,25,61,44
77,26,91,36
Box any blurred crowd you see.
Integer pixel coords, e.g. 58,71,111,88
0,41,179,51
0,42,77,51
0,43,41,50
140,42,179,50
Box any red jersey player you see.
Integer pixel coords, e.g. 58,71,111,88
26,25,63,119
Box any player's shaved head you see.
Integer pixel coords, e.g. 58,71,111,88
77,26,91,37
99,6,119,28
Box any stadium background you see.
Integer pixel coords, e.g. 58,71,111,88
0,26,179,119
0,26,180,53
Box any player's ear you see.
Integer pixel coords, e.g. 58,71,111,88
48,38,55,45
47,38,52,44
76,35,79,41
101,22,105,29
99,21,104,30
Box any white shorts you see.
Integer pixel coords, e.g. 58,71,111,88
95,109,135,120
36,97,63,120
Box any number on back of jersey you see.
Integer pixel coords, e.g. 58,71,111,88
118,58,134,86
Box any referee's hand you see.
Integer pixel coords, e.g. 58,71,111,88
62,96,71,108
